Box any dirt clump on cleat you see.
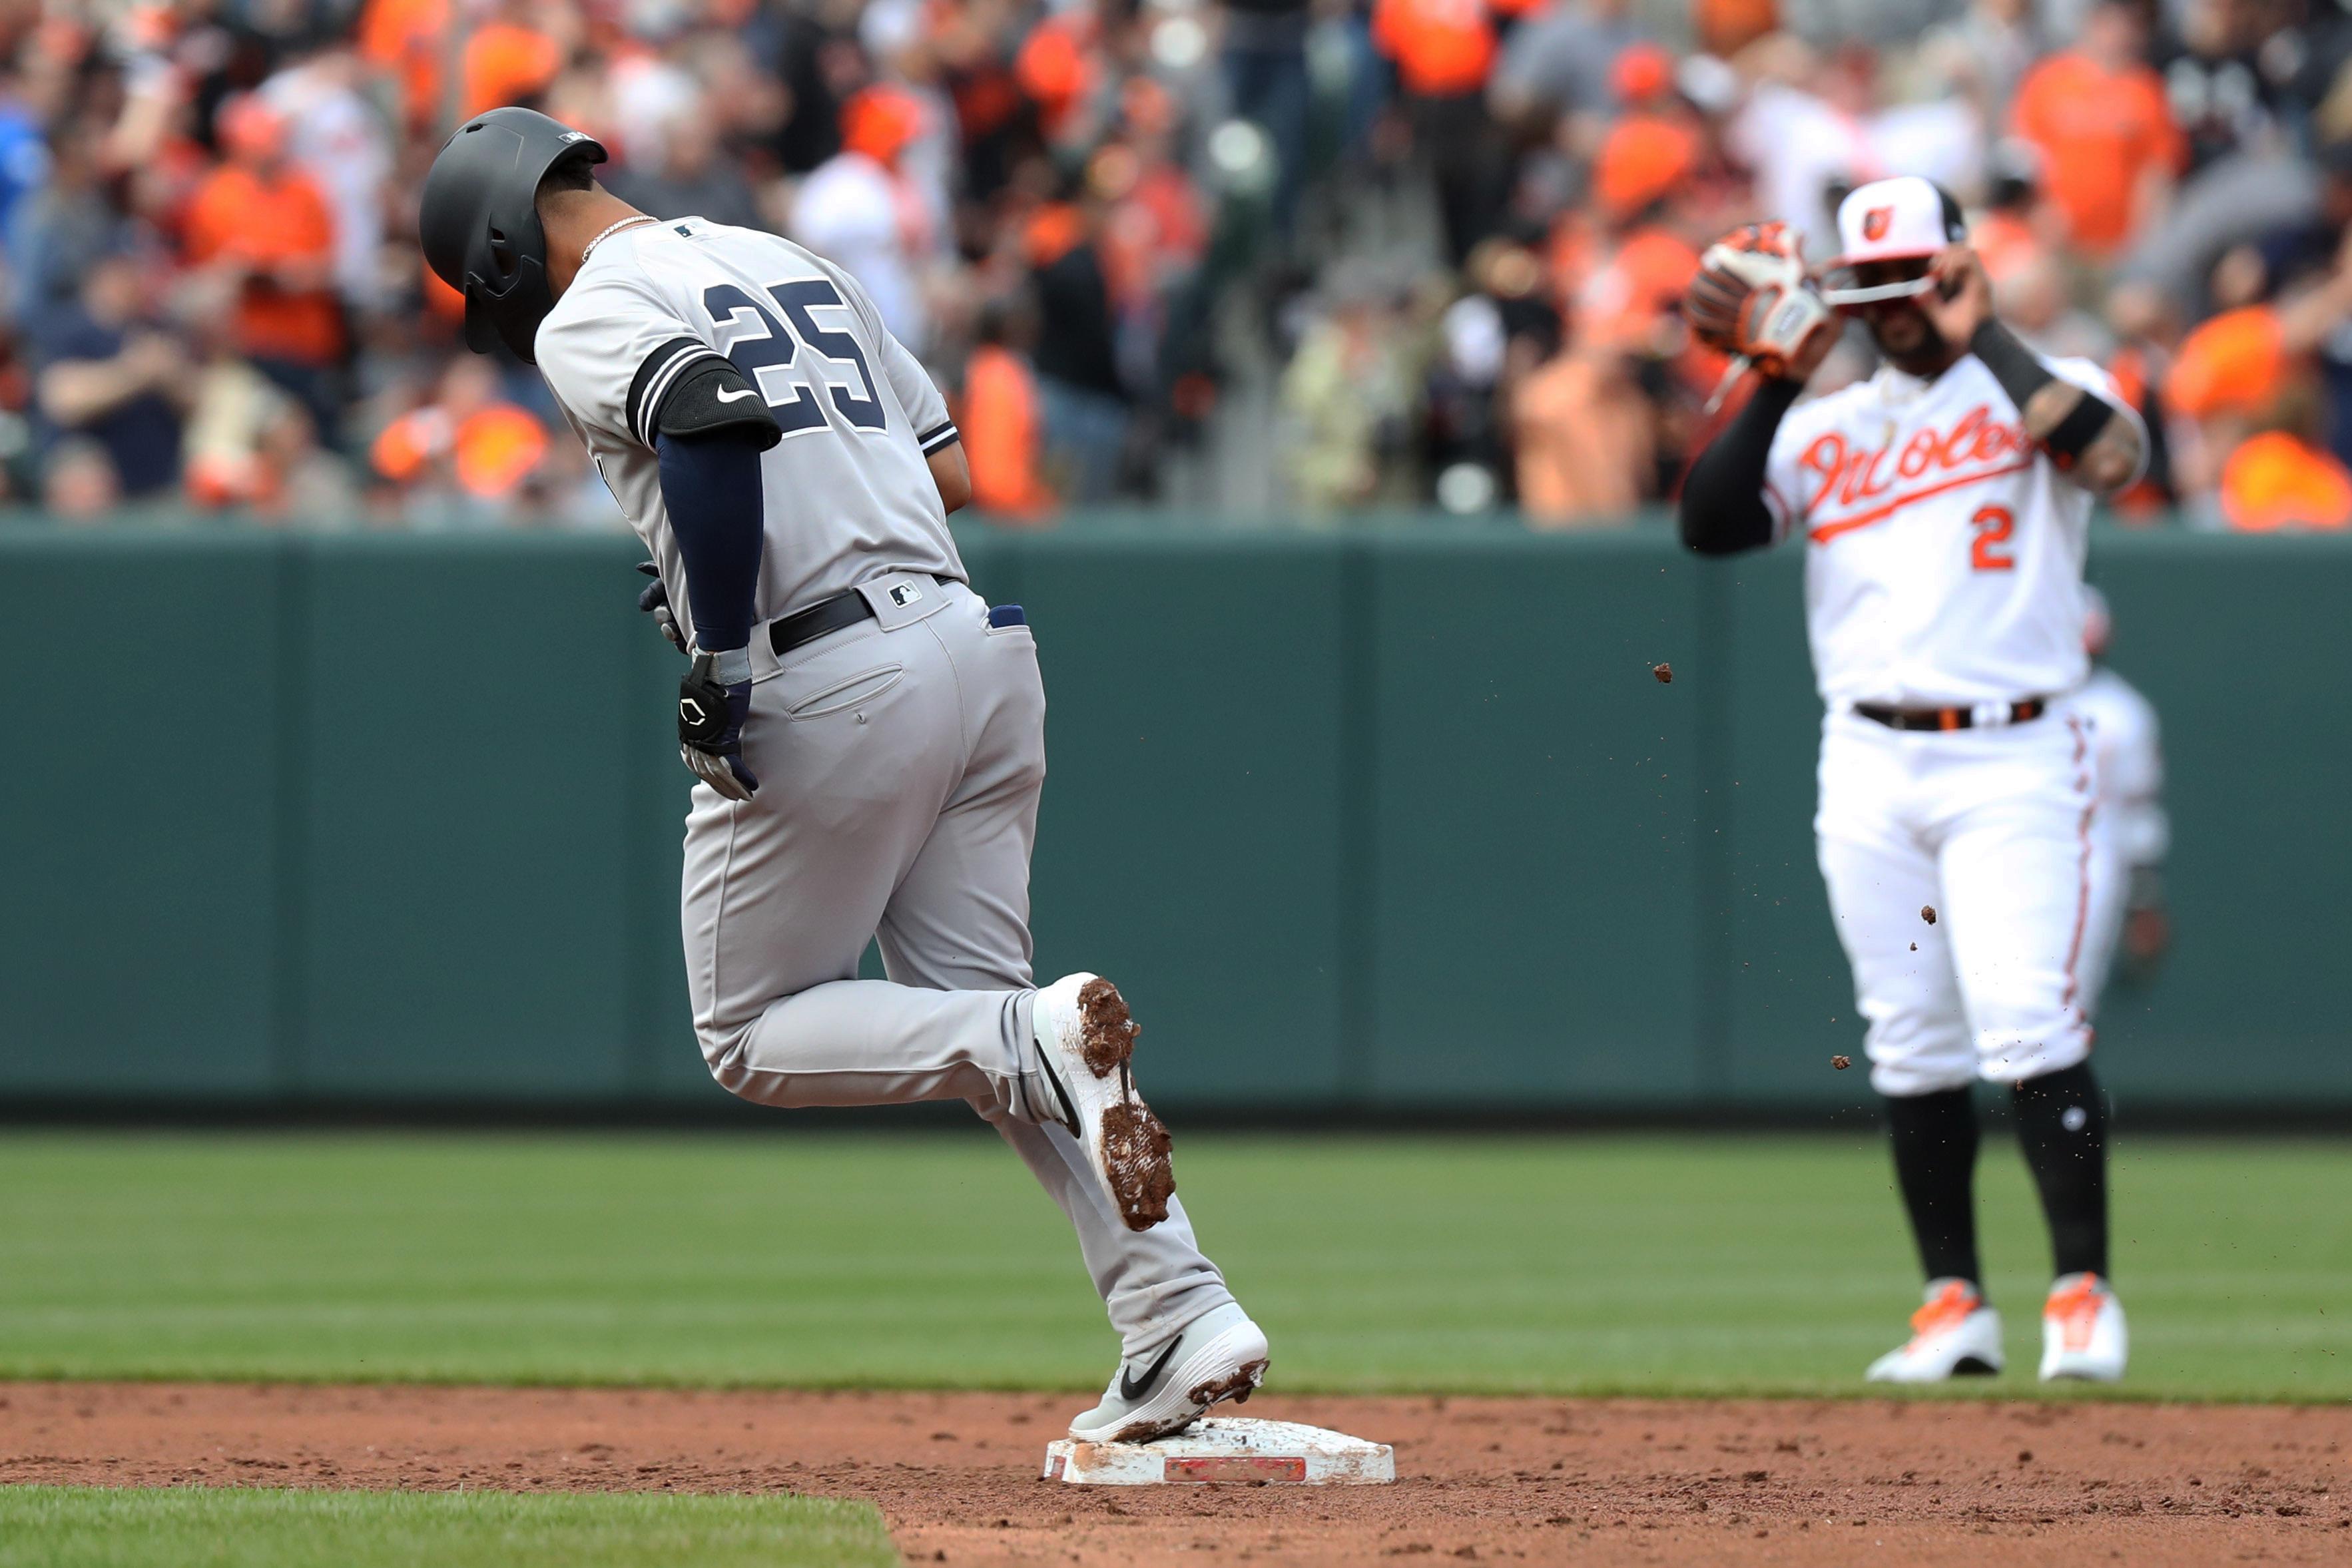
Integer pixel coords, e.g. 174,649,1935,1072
1188,1360,1268,1408
1076,977,1141,1076
1101,1101,1175,1229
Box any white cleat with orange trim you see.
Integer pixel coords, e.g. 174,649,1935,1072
1865,1278,2004,1382
2039,1272,2128,1382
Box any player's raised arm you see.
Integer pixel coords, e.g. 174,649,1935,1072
1916,245,2146,495
1677,222,1840,556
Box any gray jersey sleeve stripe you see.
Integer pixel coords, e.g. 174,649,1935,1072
627,337,727,447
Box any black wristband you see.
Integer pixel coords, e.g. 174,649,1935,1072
1968,318,2055,403
2040,395,2114,467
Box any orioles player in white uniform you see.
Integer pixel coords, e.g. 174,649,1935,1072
2075,586,2172,1000
418,109,1268,1443
1680,176,2148,1382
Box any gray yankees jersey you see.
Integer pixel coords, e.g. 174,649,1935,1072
535,217,964,651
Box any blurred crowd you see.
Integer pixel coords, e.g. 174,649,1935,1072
9,0,2352,530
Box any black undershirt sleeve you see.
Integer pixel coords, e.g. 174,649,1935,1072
1678,376,1803,557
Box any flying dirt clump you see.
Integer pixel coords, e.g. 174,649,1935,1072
1652,662,1673,683
1920,906,1937,925
1832,1055,1852,1071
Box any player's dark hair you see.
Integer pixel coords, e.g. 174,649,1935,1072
535,148,599,199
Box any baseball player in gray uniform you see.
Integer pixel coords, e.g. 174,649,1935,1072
418,108,1267,1443
2076,586,2172,999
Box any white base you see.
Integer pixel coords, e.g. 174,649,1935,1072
1041,1417,1394,1485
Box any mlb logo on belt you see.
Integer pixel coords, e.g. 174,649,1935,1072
888,582,922,608
1863,206,1893,242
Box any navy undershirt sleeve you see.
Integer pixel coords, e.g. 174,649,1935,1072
655,430,766,654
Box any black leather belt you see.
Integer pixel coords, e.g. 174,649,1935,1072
1854,698,2048,732
768,591,874,655
768,576,960,656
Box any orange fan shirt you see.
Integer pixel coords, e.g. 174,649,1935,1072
359,0,449,131
374,404,549,499
1372,0,1495,98
2010,53,2183,257
463,23,563,118
959,344,1055,523
182,166,343,365
1575,224,1698,352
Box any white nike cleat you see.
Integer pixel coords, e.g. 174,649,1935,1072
2040,1272,2128,1382
1067,1302,1271,1443
1865,1278,2005,1382
1032,973,1174,1231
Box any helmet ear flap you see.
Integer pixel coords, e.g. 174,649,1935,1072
489,252,551,362
460,286,503,354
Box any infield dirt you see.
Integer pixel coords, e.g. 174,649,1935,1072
2,1382,2344,1566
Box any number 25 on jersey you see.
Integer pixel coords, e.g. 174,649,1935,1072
703,278,886,437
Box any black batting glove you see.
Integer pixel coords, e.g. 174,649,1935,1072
635,560,686,654
678,649,760,801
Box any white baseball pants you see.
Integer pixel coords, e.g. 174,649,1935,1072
1815,702,2106,1098
678,573,1233,1354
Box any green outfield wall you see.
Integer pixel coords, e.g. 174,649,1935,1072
1,523,2343,1117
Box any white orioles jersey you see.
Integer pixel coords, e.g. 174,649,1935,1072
1762,354,2144,708
535,217,964,653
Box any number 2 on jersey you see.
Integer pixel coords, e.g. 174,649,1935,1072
1969,505,2015,571
701,279,885,436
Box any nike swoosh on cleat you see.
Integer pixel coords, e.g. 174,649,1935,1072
1119,1338,1182,1402
715,387,761,403
1035,1052,1081,1137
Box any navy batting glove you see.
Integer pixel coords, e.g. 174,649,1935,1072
635,560,686,654
678,649,760,801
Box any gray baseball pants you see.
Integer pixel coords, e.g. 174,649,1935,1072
680,573,1233,1354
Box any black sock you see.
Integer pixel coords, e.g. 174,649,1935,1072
2012,1060,2110,1280
1885,1086,1983,1291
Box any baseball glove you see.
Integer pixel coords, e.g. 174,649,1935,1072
1685,222,1839,382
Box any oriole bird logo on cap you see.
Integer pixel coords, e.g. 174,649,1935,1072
1863,207,1893,242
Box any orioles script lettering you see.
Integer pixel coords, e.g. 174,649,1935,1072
1799,404,2032,517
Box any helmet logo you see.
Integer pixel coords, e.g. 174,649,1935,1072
1862,206,1893,242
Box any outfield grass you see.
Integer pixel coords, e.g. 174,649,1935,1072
0,1131,2341,1400
0,1486,895,1568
